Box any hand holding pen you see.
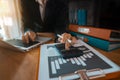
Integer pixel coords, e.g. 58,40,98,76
57,33,77,50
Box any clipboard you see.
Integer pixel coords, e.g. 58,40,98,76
38,40,120,80
59,68,106,80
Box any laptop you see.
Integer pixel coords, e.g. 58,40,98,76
0,36,52,52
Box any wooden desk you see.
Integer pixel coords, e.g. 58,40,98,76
0,41,120,80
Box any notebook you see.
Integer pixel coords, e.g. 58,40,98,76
0,36,52,52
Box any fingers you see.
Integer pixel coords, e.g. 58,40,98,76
61,33,72,43
71,37,77,44
22,31,36,43
58,33,77,50
58,37,62,43
65,41,71,50
29,31,36,42
22,32,29,43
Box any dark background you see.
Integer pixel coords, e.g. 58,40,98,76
94,0,120,30
69,0,120,30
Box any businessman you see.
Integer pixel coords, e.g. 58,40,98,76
20,0,69,43
21,0,77,50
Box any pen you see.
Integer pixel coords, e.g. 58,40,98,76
57,34,72,43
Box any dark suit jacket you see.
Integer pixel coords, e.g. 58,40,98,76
20,0,69,34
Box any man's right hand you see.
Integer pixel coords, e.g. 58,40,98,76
58,33,77,50
22,31,36,44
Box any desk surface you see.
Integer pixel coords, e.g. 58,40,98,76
0,40,120,80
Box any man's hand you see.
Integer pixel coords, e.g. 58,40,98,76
22,31,36,43
58,33,77,50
